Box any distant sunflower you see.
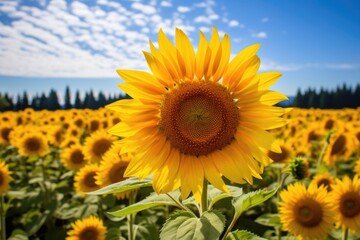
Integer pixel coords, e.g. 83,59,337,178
61,144,87,171
312,173,335,192
279,182,335,239
17,131,49,157
66,215,106,240
0,124,13,146
95,144,131,199
323,131,354,166
107,27,288,201
87,118,101,133
267,139,294,165
60,135,80,149
331,175,360,231
74,164,100,196
83,131,115,163
0,161,13,194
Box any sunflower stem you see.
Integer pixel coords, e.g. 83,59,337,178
0,195,5,240
200,179,208,215
342,227,348,240
166,193,192,213
127,191,137,240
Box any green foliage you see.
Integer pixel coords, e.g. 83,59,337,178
160,210,225,240
88,177,152,195
225,230,267,240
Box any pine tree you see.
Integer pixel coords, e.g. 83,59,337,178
48,89,61,110
64,86,72,109
74,91,82,109
22,91,29,110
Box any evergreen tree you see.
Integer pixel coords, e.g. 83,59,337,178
48,89,61,110
98,91,107,108
22,91,29,110
15,95,22,111
74,91,82,109
64,86,72,109
39,93,48,110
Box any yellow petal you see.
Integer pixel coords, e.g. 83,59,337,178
176,28,195,79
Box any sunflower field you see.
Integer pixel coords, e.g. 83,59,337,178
0,28,360,240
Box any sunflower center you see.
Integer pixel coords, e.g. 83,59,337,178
340,192,360,218
160,81,239,156
25,137,41,152
84,172,98,188
90,120,100,132
268,146,288,163
325,119,334,130
1,127,11,142
317,179,331,191
308,131,320,142
79,227,99,240
70,149,85,164
93,139,112,158
0,172,3,186
295,198,323,227
356,132,360,142
109,163,128,183
330,135,346,155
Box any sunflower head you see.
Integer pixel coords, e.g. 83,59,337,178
61,144,87,171
288,157,309,181
312,173,335,192
331,175,360,231
83,131,115,163
279,182,335,239
66,215,107,240
0,161,13,194
107,27,288,201
74,164,100,197
267,139,294,166
0,124,13,146
17,130,50,157
95,144,131,199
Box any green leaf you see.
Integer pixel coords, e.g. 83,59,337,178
208,185,243,209
160,210,225,240
255,213,281,228
232,187,278,220
109,191,181,217
87,177,152,195
8,229,29,240
225,230,267,240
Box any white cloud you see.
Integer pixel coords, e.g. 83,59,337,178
194,15,211,24
177,6,191,13
131,2,156,15
262,17,269,23
252,31,267,38
160,1,172,7
228,20,239,27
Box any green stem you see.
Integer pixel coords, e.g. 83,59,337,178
316,141,329,172
127,191,137,240
0,195,5,240
342,227,348,240
200,179,208,215
221,217,236,240
166,193,191,212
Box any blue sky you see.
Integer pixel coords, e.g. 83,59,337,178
1,0,360,101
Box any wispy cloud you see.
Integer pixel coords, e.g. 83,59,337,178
252,31,267,38
260,61,360,72
261,17,269,23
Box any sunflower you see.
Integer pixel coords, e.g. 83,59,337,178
0,161,13,194
83,131,115,163
95,144,131,199
279,182,335,239
323,130,355,166
74,164,100,196
0,124,13,146
66,215,106,240
267,139,294,166
312,173,335,192
331,175,360,232
17,131,49,157
61,144,87,171
107,27,288,201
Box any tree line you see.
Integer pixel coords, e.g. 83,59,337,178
0,86,130,112
292,83,360,109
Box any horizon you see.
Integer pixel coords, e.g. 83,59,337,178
1,0,360,98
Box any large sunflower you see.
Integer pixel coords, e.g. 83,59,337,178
95,144,131,199
279,182,335,239
74,164,100,197
331,175,360,232
0,161,13,194
66,215,107,240
107,27,288,201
